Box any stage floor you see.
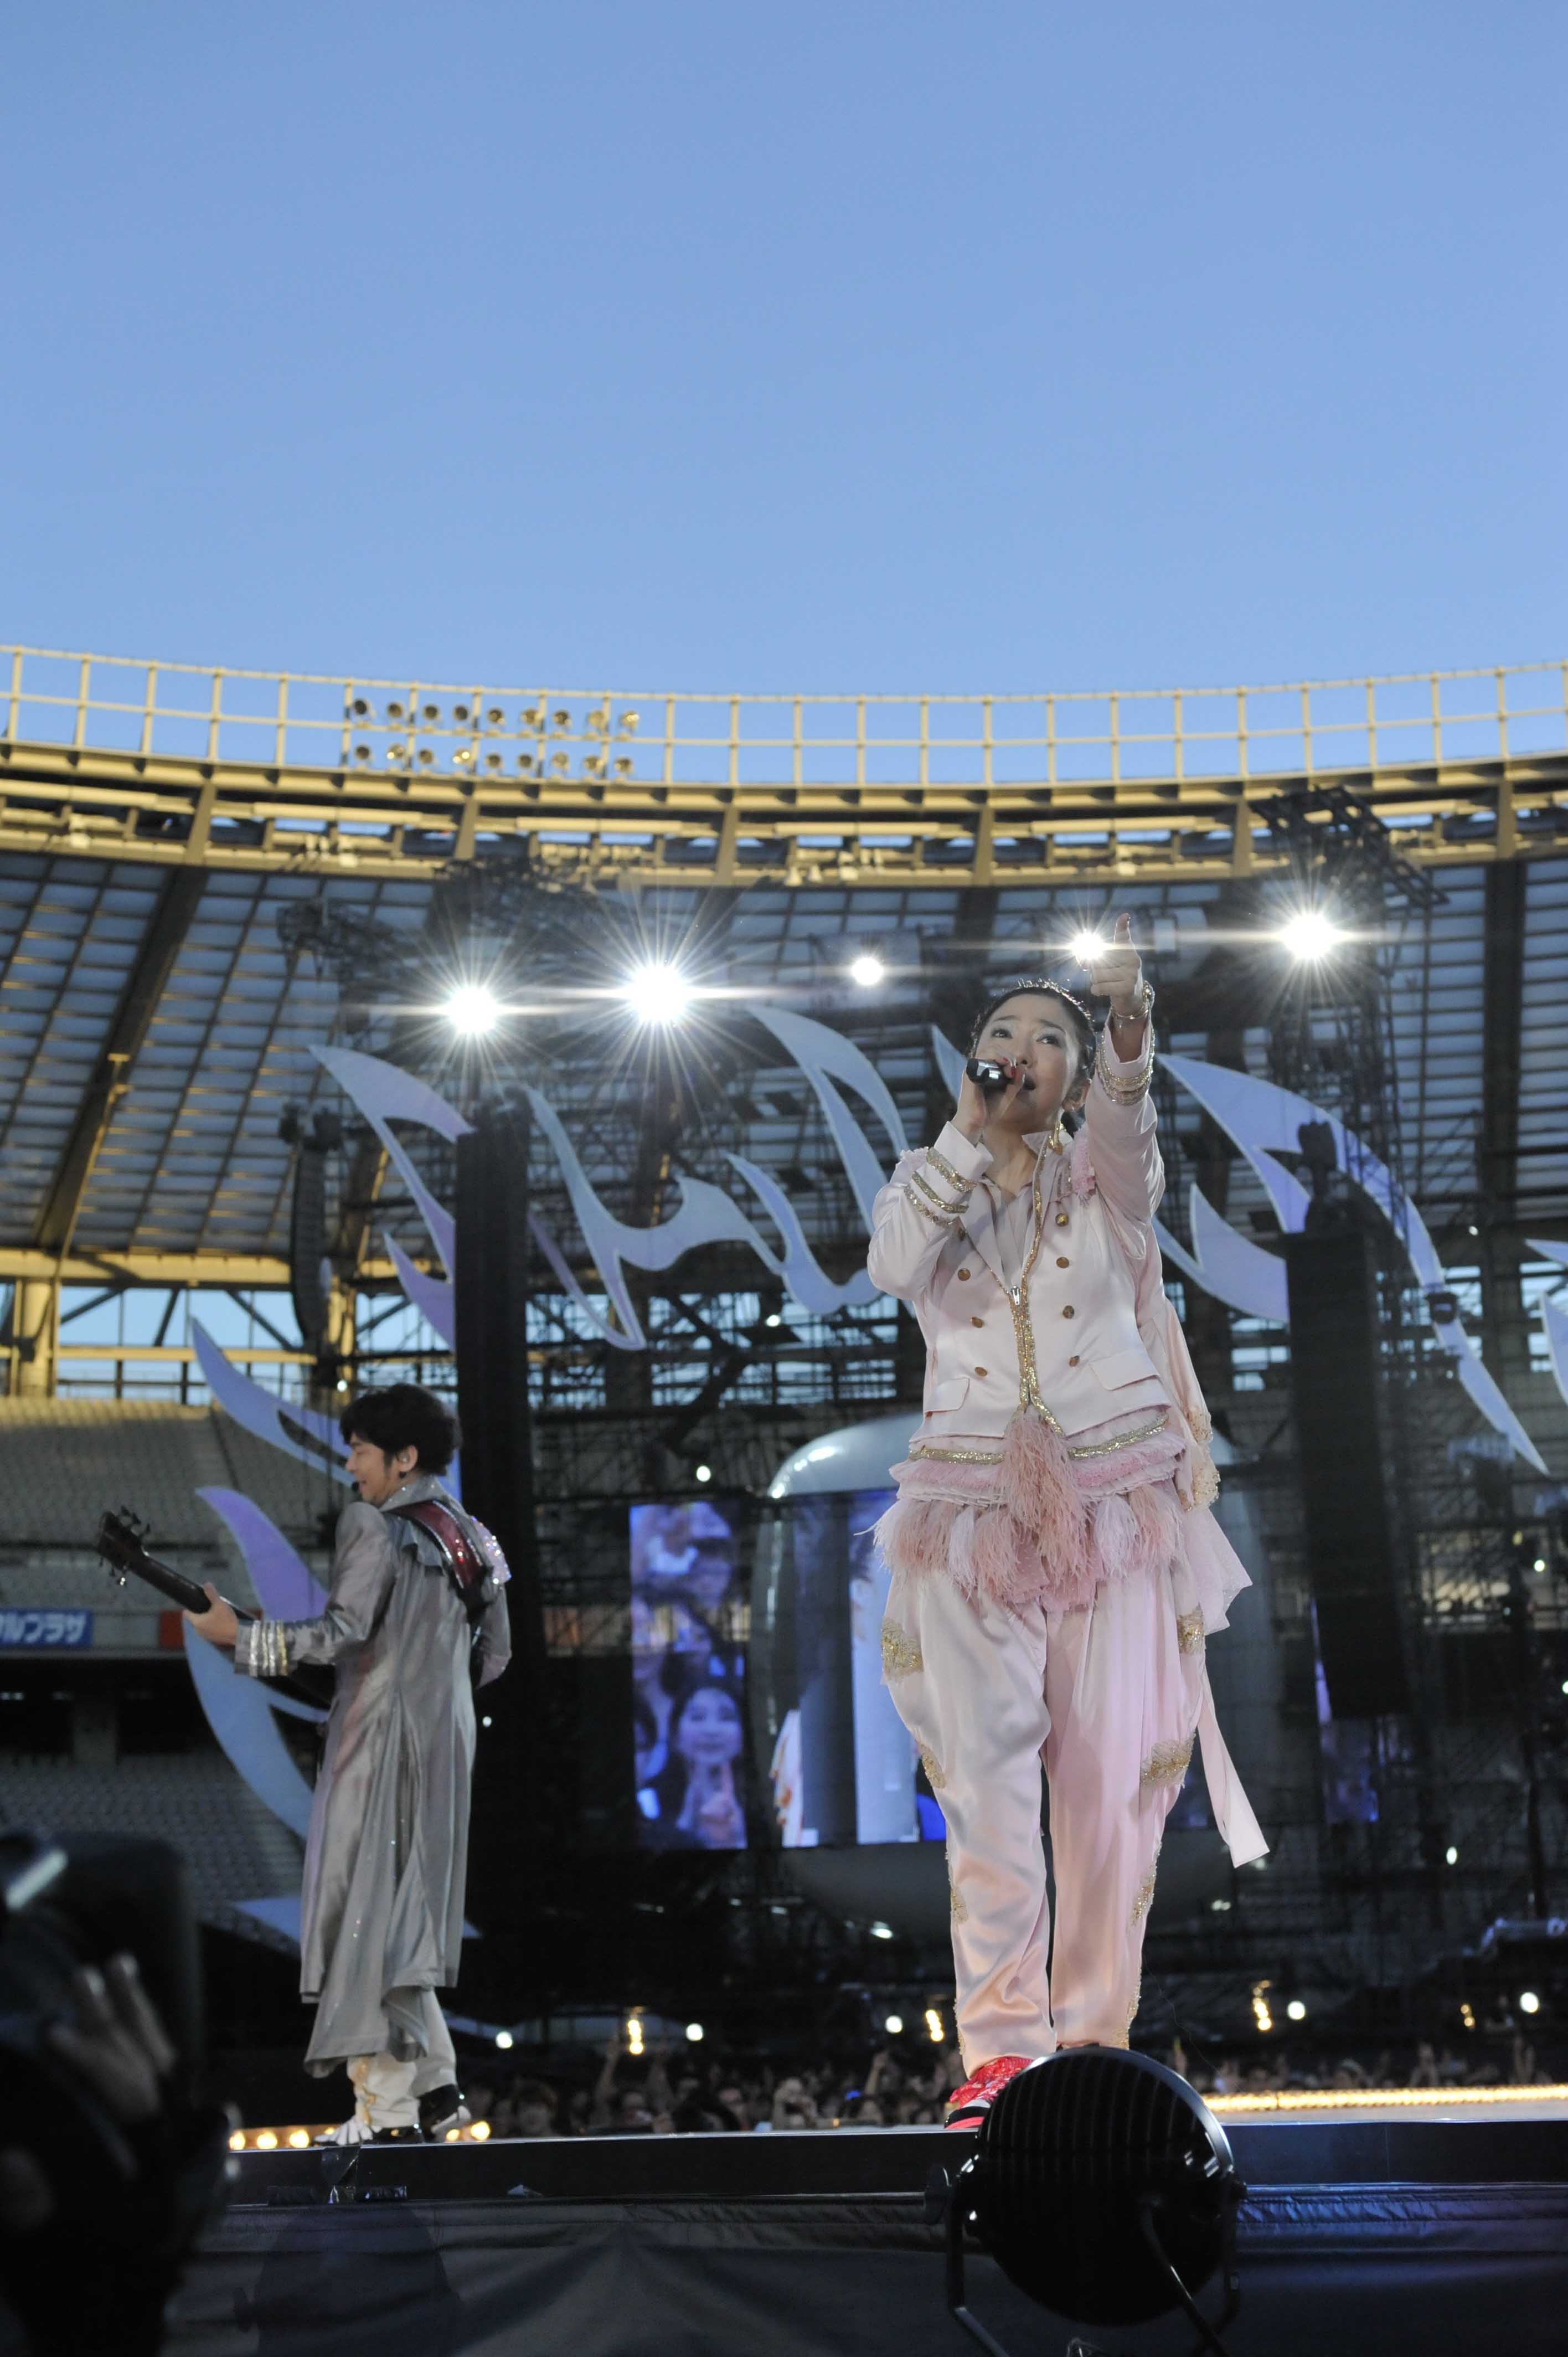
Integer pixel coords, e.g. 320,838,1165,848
162,2114,1568,2356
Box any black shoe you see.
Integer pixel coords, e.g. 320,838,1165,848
419,2084,470,2140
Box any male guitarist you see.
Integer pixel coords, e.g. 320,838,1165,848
185,1383,510,2144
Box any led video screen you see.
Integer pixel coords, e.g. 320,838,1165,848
761,1486,945,1849
630,1497,750,1851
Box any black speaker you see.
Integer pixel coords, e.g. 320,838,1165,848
455,1109,546,1914
1282,1227,1408,1717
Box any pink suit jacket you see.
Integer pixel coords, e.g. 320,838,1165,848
867,1043,1174,1447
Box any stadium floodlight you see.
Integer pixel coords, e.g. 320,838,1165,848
445,982,501,1036
1278,909,1343,960
623,963,693,1024
849,953,886,988
1070,930,1103,965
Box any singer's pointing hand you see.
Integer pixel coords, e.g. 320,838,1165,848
1089,913,1144,1020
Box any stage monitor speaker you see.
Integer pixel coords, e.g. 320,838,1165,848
455,1109,546,1906
1282,1227,1409,1718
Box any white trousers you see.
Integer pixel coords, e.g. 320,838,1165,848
347,1991,457,2129
884,1553,1205,2068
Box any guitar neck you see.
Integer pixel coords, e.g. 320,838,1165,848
121,1548,252,1621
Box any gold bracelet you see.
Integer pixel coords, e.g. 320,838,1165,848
1109,980,1154,1027
1096,1017,1154,1103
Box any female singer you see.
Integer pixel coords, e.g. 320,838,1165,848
868,917,1266,2128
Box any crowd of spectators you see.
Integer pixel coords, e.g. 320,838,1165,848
458,2025,1562,2139
465,2039,958,2139
1174,2031,1559,2097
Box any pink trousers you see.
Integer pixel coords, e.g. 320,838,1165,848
883,1546,1210,2066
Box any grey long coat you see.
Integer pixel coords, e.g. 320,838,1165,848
234,1475,511,2072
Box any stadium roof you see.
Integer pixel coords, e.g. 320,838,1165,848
1,851,1564,1285
1,642,1565,1285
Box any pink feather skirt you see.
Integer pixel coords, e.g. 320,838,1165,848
873,1407,1193,1616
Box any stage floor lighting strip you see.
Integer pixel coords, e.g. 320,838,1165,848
1208,2084,1568,2114
225,2087,1568,2148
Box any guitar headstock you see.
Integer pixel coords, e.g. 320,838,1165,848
96,1507,151,1583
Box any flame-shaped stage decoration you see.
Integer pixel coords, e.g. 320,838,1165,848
191,1320,349,1483
190,1016,1548,1884
1525,1240,1568,1416
1163,1056,1545,1472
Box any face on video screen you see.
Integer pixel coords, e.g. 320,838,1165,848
630,1499,749,1852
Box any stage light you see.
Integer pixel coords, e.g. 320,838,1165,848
228,2130,246,2153
925,2008,945,2044
1278,909,1343,960
1461,2003,1476,2029
765,1312,782,1327
495,2029,514,2050
287,2129,310,2149
255,2130,277,2151
445,982,501,1037
445,2127,461,2143
1210,1897,1231,1912
849,953,886,988
1286,2001,1307,2023
1446,1845,1459,1864
623,963,692,1025
869,1921,893,1941
1561,1680,1568,1696
481,1715,492,1727
938,2049,1245,2348
695,1464,713,1484
470,2120,491,2140
685,2022,705,2042
885,2014,905,2036
1070,930,1103,964
627,2016,645,2056
1520,1990,1541,2015
1533,1557,1547,1573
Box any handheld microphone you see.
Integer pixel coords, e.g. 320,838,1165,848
965,1057,1030,1092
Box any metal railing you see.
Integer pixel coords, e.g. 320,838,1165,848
4,644,1566,791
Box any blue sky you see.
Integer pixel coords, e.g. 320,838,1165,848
4,2,1564,695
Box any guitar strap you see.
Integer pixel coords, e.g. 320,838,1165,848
385,1499,498,1627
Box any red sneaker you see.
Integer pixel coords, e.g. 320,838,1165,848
943,2052,1040,2131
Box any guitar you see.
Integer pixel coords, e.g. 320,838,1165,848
96,1509,334,1712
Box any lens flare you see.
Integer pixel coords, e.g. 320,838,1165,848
1278,910,1343,960
623,963,692,1024
445,982,501,1036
